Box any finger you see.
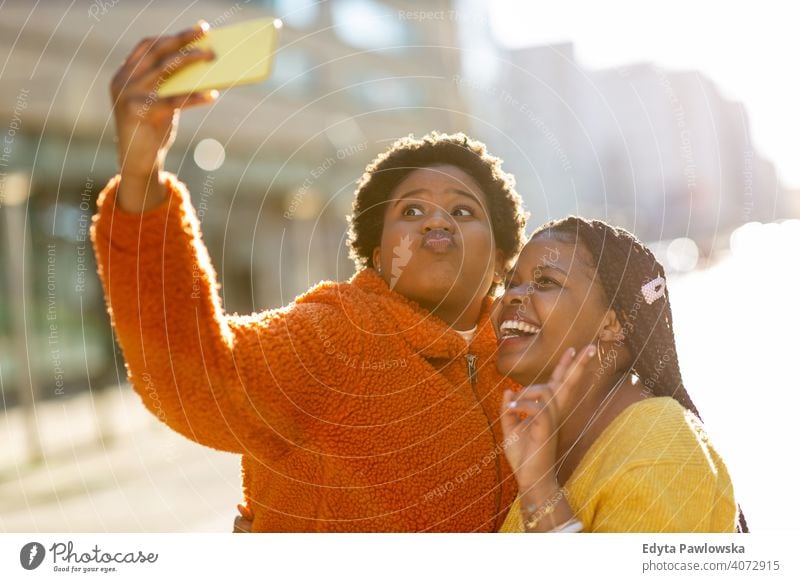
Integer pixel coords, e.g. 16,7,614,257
500,389,526,437
237,502,253,520
126,21,210,83
511,392,552,420
551,344,595,388
508,401,548,421
550,344,597,416
113,23,210,97
123,36,159,68
138,47,216,88
560,344,596,388
235,503,254,533
505,388,550,423
139,21,209,67
233,515,252,533
549,347,577,384
513,384,553,404
161,89,219,111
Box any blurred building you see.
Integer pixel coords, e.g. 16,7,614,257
454,12,791,249
0,0,467,398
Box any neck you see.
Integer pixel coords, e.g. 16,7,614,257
423,296,484,331
555,371,634,482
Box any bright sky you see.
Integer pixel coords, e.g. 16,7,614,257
489,0,800,189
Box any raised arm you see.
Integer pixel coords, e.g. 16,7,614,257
92,22,268,453
92,172,259,452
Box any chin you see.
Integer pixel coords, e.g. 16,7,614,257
495,351,530,381
401,280,461,310
495,351,548,386
400,263,484,302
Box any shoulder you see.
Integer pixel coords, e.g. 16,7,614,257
227,282,353,332
575,398,737,532
590,397,722,477
227,276,387,347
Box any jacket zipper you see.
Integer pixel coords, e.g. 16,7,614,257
465,353,478,386
465,353,502,531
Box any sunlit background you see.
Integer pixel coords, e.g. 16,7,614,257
1,0,797,532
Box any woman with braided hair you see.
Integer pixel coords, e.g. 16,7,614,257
495,216,745,533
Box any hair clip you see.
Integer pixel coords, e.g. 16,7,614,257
641,276,666,305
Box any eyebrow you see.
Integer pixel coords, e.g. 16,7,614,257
391,188,484,209
533,264,569,277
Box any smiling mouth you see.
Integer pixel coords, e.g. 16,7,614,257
498,319,541,344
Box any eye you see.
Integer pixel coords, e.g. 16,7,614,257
533,275,560,289
401,204,424,217
451,205,474,217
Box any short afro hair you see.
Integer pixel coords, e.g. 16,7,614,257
347,132,528,272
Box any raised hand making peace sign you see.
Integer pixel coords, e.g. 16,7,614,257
500,344,597,489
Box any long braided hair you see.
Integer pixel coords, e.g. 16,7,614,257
532,216,748,533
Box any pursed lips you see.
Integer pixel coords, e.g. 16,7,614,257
421,229,455,253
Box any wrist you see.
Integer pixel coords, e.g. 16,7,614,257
118,169,167,213
517,471,559,502
519,480,574,533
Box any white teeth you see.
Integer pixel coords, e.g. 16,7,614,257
500,319,541,337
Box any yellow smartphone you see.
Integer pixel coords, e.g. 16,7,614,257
157,17,282,98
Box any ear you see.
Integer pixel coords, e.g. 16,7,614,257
598,309,625,342
372,247,382,272
493,249,506,285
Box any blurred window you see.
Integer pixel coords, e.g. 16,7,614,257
345,69,424,108
272,0,320,29
266,47,316,96
331,0,409,51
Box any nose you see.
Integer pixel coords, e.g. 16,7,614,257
502,281,531,307
421,207,453,233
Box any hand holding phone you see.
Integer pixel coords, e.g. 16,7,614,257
157,17,282,98
109,18,281,212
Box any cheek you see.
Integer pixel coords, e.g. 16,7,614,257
380,221,408,250
459,223,495,254
541,295,606,345
535,294,579,332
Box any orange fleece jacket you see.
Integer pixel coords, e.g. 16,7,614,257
91,172,519,532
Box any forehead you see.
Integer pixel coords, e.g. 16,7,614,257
389,165,486,200
516,235,595,279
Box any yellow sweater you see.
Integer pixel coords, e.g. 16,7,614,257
499,397,737,532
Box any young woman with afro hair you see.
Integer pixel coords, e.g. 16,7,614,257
94,73,529,533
